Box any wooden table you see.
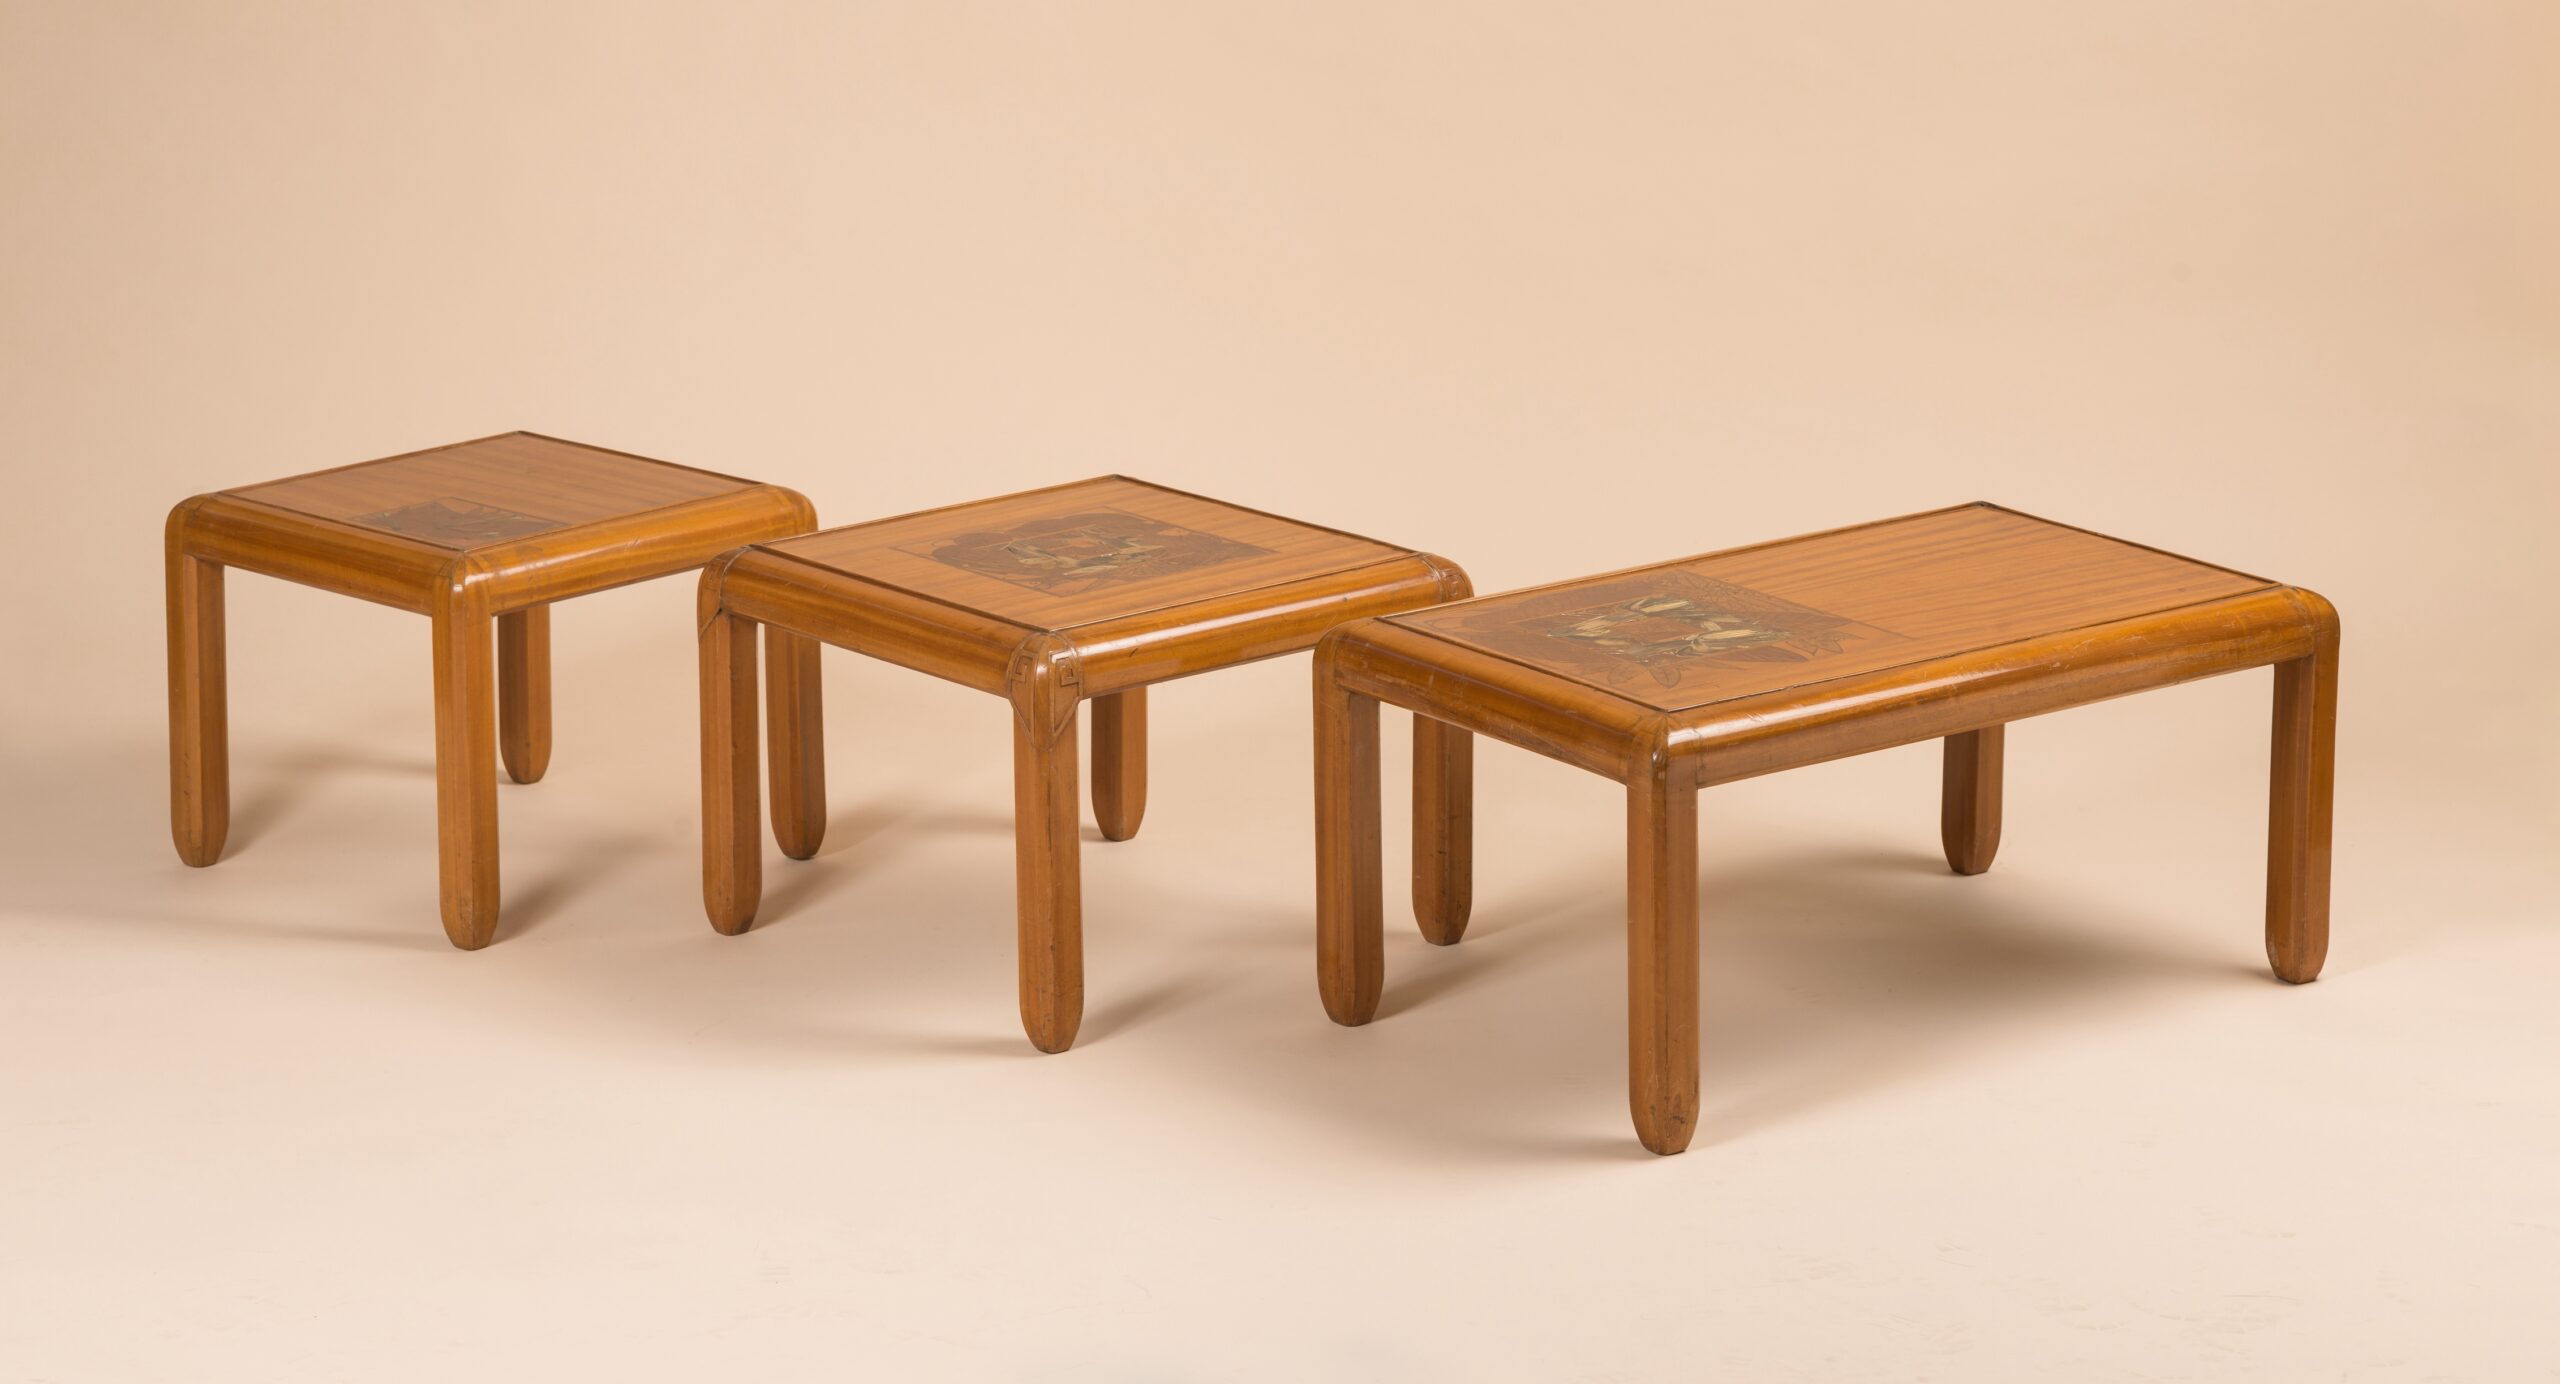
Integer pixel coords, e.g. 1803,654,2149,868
1312,503,2339,1154
697,476,1469,1053
166,432,816,947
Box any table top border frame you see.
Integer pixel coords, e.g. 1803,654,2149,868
173,484,815,615
718,542,1460,701
217,428,766,501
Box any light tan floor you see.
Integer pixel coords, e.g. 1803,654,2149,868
4,2,2556,1377
4,615,2555,1380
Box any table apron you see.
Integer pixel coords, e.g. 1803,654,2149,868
1676,589,2323,787
1069,558,1447,696
1326,644,1648,782
715,558,1023,696
176,496,445,613
468,491,810,609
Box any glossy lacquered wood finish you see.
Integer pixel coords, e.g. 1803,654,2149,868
698,476,1469,1052
1670,589,2322,788
1626,761,1700,1155
1313,676,1383,1026
2267,593,2340,984
1940,726,2003,876
1409,563,1477,947
166,432,817,947
1412,715,1473,945
497,605,552,785
176,491,452,612
765,628,827,862
164,508,228,868
1011,635,1085,1053
1393,504,2271,711
1315,503,2340,1154
431,573,501,947
699,579,764,937
1090,688,1147,842
764,476,1408,631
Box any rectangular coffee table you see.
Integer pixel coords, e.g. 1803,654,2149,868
1312,503,2339,1154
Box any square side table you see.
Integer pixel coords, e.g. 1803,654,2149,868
166,431,817,947
696,476,1470,1052
1314,503,2339,1153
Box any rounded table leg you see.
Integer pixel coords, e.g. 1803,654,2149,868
497,604,552,785
166,513,230,868
431,583,500,949
1091,687,1147,843
700,594,764,936
765,627,826,861
1011,640,1084,1053
1940,725,2003,875
1627,769,1699,1156
1412,714,1473,944
1315,654,1384,1027
2267,604,2339,984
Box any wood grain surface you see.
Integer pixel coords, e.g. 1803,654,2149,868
760,476,1408,631
702,479,1470,1054
167,433,817,948
1317,503,2338,1154
1394,504,2272,712
232,432,755,543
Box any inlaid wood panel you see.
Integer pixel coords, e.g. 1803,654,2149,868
1391,504,2274,712
229,432,756,549
761,477,1410,631
704,479,1467,1053
1318,505,2337,1154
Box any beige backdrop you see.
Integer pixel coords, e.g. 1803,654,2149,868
3,3,2555,1380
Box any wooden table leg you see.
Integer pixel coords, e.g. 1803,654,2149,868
1412,715,1473,944
166,517,230,868
1315,653,1384,1026
1627,767,1700,1155
1011,639,1084,1053
430,580,500,949
1940,725,2003,875
1091,687,1147,842
2267,600,2339,984
765,627,826,861
497,604,552,785
700,587,764,936
1409,553,1477,946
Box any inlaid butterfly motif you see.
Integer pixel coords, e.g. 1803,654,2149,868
921,508,1270,596
1437,570,1898,691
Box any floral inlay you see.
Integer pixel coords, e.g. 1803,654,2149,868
915,508,1270,595
350,497,563,546
1447,570,1897,691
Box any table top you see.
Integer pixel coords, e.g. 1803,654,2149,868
1388,504,2276,713
226,432,759,550
759,476,1414,631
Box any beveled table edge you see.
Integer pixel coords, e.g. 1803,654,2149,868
220,428,769,500
1376,500,2279,633
171,483,816,615
714,541,1464,699
1322,582,2336,789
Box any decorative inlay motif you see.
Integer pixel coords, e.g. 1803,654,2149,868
912,508,1270,596
351,497,563,546
1444,570,1899,691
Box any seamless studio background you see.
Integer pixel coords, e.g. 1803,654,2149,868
2,3,2555,1380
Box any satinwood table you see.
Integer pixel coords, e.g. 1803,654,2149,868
165,432,817,947
1312,503,2339,1154
696,476,1470,1053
